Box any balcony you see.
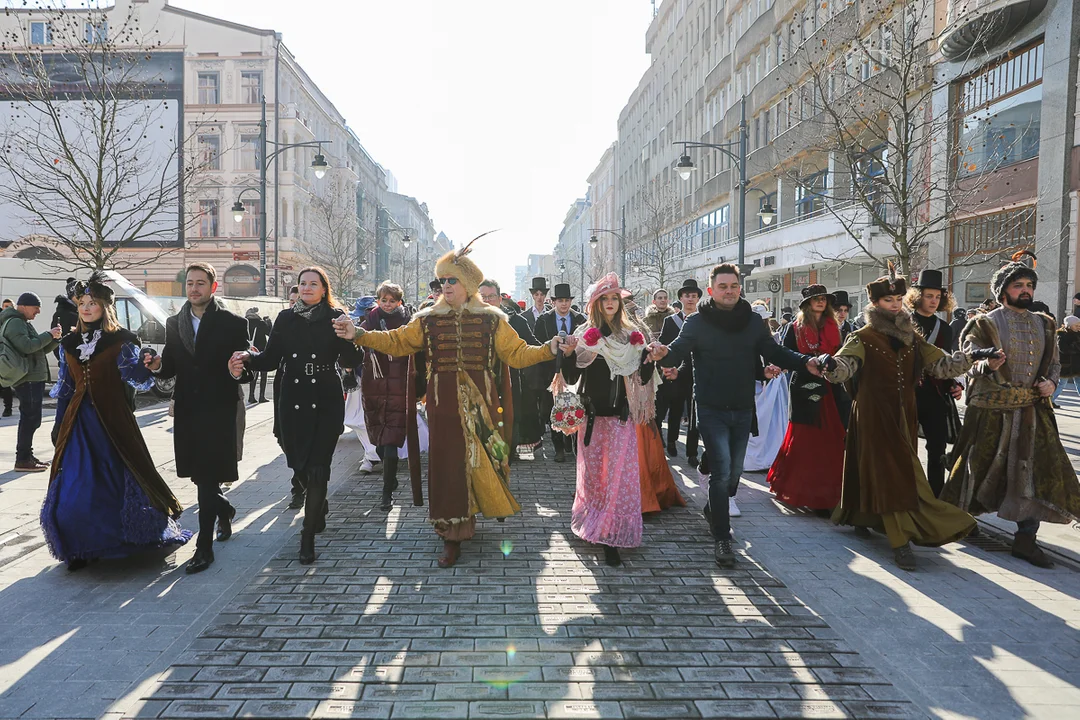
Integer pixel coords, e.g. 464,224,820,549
939,0,1047,59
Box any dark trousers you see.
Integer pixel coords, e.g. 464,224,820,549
194,478,234,552
291,472,306,498
248,371,267,401
0,385,12,412
14,381,44,463
697,406,754,540
656,386,699,457
916,387,949,497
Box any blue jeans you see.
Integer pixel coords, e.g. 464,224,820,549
14,381,44,463
696,405,754,540
1052,378,1079,402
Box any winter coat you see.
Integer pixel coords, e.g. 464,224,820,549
245,313,270,352
361,305,413,447
1057,328,1080,379
0,306,59,385
661,298,811,411
248,304,362,470
643,304,675,340
51,296,78,335
157,299,249,483
658,312,693,397
532,307,586,390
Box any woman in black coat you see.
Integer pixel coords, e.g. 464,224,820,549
233,267,362,564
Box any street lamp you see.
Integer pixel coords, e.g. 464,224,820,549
675,94,773,276
230,96,332,295
589,227,627,279
401,234,411,249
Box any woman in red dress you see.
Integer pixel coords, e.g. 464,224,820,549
767,285,850,511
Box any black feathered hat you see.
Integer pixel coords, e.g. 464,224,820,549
73,271,114,304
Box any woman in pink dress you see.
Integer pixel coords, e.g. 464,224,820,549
562,273,665,566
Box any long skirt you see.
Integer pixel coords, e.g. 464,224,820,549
572,417,643,548
637,423,685,512
767,387,846,510
744,378,789,472
40,403,190,562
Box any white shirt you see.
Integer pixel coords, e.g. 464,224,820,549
190,310,201,341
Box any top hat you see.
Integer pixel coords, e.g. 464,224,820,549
428,279,443,292
913,269,945,291
677,278,703,298
832,290,852,309
552,283,574,300
530,277,550,293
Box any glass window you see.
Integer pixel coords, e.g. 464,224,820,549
949,206,1036,257
854,145,888,218
796,171,828,218
955,42,1043,177
197,73,219,104
239,133,261,170
241,71,262,104
241,199,261,237
30,21,51,46
197,134,220,170
199,199,219,238
85,20,107,43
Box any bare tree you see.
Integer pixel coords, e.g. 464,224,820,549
294,176,371,300
774,0,1045,278
628,179,683,292
0,1,204,271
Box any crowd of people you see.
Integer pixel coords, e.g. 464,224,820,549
1,246,1078,575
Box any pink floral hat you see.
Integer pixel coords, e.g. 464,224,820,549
583,272,632,311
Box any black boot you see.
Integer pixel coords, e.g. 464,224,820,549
216,505,237,542
380,449,399,510
304,466,330,539
602,545,622,567
299,531,316,565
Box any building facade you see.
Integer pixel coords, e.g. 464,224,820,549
382,192,438,303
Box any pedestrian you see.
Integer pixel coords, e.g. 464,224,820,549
343,297,383,477
0,292,61,471
657,279,703,463
950,308,968,351
943,252,1080,568
643,288,675,339
833,290,855,341
361,281,418,510
1052,315,1080,405
480,279,543,460
906,270,963,497
231,267,362,565
533,283,586,463
334,242,568,568
0,299,12,416
820,264,990,570
41,273,190,571
50,278,78,357
145,263,249,574
562,272,682,567
522,277,549,332
273,286,308,507
243,307,270,403
767,284,849,512
648,263,822,567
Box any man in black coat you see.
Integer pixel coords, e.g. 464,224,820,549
532,283,585,462
658,279,703,464
522,277,549,333
833,290,855,341
147,262,250,574
50,278,78,361
245,307,271,403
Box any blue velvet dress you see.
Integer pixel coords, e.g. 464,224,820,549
40,333,191,562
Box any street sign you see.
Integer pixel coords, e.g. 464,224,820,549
232,251,260,261
267,264,294,270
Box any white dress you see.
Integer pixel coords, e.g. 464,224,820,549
743,376,790,472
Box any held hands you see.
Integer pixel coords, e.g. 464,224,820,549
50,325,62,339
970,347,1007,371
646,342,669,363
228,351,250,379
333,316,357,340
950,382,964,400
763,364,781,380
549,335,579,356
144,353,162,372
662,367,678,380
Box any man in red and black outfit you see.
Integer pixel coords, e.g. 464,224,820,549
906,269,963,497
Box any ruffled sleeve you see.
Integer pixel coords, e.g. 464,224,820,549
50,350,73,400
118,343,155,392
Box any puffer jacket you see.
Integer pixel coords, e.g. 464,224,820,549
361,305,412,447
0,306,58,385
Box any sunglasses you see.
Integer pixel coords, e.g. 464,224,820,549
437,277,459,286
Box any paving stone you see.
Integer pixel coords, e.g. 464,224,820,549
311,700,393,719
770,700,851,719
840,702,923,719
160,700,243,718
191,667,267,683
149,683,223,700
468,700,546,719
388,702,469,719
695,699,778,718
214,683,291,699
263,666,336,683
722,682,800,700
432,683,507,701
238,699,319,717
620,699,701,718
652,682,728,699
401,667,473,683
546,700,625,718
287,682,365,700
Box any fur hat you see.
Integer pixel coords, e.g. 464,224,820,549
866,261,907,302
434,232,497,298
990,250,1038,300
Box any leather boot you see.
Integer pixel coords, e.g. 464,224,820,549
1012,532,1054,568
380,450,399,510
299,531,316,565
303,466,329,537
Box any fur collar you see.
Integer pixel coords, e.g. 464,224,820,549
864,305,916,345
414,294,506,320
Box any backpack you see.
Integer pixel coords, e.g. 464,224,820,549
0,316,32,387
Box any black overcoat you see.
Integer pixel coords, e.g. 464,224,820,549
248,306,362,471
158,300,249,484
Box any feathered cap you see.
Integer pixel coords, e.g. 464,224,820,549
583,272,632,310
866,261,907,302
73,271,114,304
433,231,495,297
990,250,1038,300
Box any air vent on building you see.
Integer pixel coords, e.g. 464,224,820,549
764,256,776,266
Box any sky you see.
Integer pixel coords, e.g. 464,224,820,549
172,0,656,293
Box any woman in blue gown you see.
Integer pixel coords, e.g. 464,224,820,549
40,274,191,571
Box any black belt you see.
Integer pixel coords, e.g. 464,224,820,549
293,362,337,376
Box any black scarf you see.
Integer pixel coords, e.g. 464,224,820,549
292,299,329,323
697,296,754,332
179,296,222,356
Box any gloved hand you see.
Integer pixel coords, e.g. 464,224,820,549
342,370,358,393
970,347,1003,361
815,354,837,372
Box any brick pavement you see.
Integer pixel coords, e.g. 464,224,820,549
130,446,921,720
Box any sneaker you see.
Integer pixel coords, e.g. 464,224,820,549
360,458,375,474
714,539,736,568
728,497,741,518
14,460,48,472
31,456,50,467
893,542,916,571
